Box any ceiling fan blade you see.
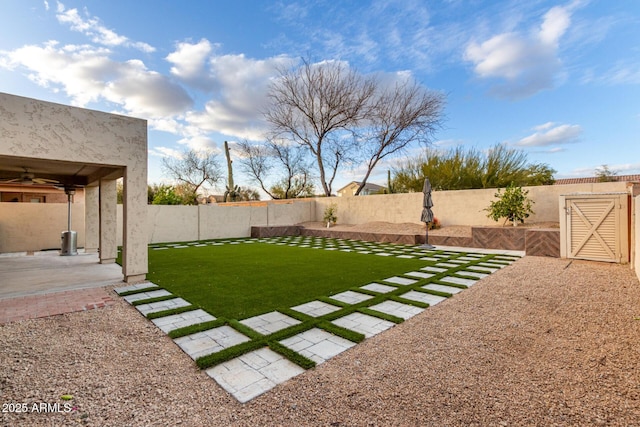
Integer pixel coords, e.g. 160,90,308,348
33,178,60,184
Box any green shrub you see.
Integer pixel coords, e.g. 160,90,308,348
485,183,534,226
323,203,338,225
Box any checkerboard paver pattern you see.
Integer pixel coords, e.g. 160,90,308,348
290,300,342,317
206,348,305,403
382,276,417,286
360,283,397,293
279,328,356,365
400,290,447,306
116,236,523,404
123,289,172,303
369,300,424,320
329,290,373,305
114,282,159,294
152,309,217,333
174,325,251,360
439,276,478,287
422,283,464,294
240,311,301,335
135,297,191,316
331,312,395,338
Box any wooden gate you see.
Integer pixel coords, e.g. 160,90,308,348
560,193,629,263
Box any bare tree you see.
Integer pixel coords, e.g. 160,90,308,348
265,59,375,196
237,139,313,199
354,79,445,195
161,148,222,204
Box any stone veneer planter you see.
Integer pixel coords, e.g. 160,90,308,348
250,225,560,257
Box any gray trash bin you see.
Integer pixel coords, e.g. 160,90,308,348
61,230,78,256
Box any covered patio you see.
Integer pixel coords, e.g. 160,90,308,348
0,92,149,295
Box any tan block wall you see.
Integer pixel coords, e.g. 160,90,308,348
115,200,315,245
0,202,85,252
314,182,629,227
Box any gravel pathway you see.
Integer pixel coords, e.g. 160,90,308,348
2,256,639,426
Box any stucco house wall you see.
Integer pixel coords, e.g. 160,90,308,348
0,92,148,282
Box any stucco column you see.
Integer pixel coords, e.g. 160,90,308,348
99,179,118,264
84,185,99,253
122,166,148,282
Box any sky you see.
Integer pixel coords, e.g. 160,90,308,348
1,0,639,196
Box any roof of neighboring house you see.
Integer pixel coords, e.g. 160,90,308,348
553,174,640,185
337,181,385,193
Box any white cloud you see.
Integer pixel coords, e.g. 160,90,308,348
55,2,155,53
176,135,220,153
514,122,582,147
0,42,192,118
587,61,640,85
184,54,294,140
166,39,217,90
149,146,183,159
464,2,581,98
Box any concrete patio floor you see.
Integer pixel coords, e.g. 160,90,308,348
0,251,124,300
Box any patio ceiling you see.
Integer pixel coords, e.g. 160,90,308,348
0,155,123,187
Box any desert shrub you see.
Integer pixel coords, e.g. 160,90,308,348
485,183,534,226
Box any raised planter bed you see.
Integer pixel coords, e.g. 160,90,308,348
250,225,560,257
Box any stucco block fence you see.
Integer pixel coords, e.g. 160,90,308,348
2,181,638,279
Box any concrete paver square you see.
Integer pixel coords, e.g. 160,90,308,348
440,276,478,287
419,257,440,262
331,313,395,338
151,309,217,333
135,298,190,316
123,289,172,303
467,265,499,273
400,290,447,306
329,291,373,305
114,283,159,295
435,262,460,268
404,271,434,279
279,328,355,365
368,300,424,320
207,348,305,403
421,266,447,273
457,270,488,279
382,276,417,286
174,325,250,360
290,300,342,317
478,262,506,269
360,283,397,293
422,284,464,294
240,311,301,335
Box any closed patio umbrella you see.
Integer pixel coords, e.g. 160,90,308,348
420,177,435,249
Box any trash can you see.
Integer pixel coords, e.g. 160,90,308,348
61,230,78,256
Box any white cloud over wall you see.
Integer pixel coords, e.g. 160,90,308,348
55,2,155,53
464,2,581,98
514,122,582,147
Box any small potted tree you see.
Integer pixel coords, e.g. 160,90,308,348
485,183,534,226
323,203,338,228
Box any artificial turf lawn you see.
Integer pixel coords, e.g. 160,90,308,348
145,242,428,320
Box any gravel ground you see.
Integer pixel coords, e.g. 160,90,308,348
2,256,639,426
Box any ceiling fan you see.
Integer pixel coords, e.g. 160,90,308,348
0,167,60,185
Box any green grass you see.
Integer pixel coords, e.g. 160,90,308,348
146,242,427,320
